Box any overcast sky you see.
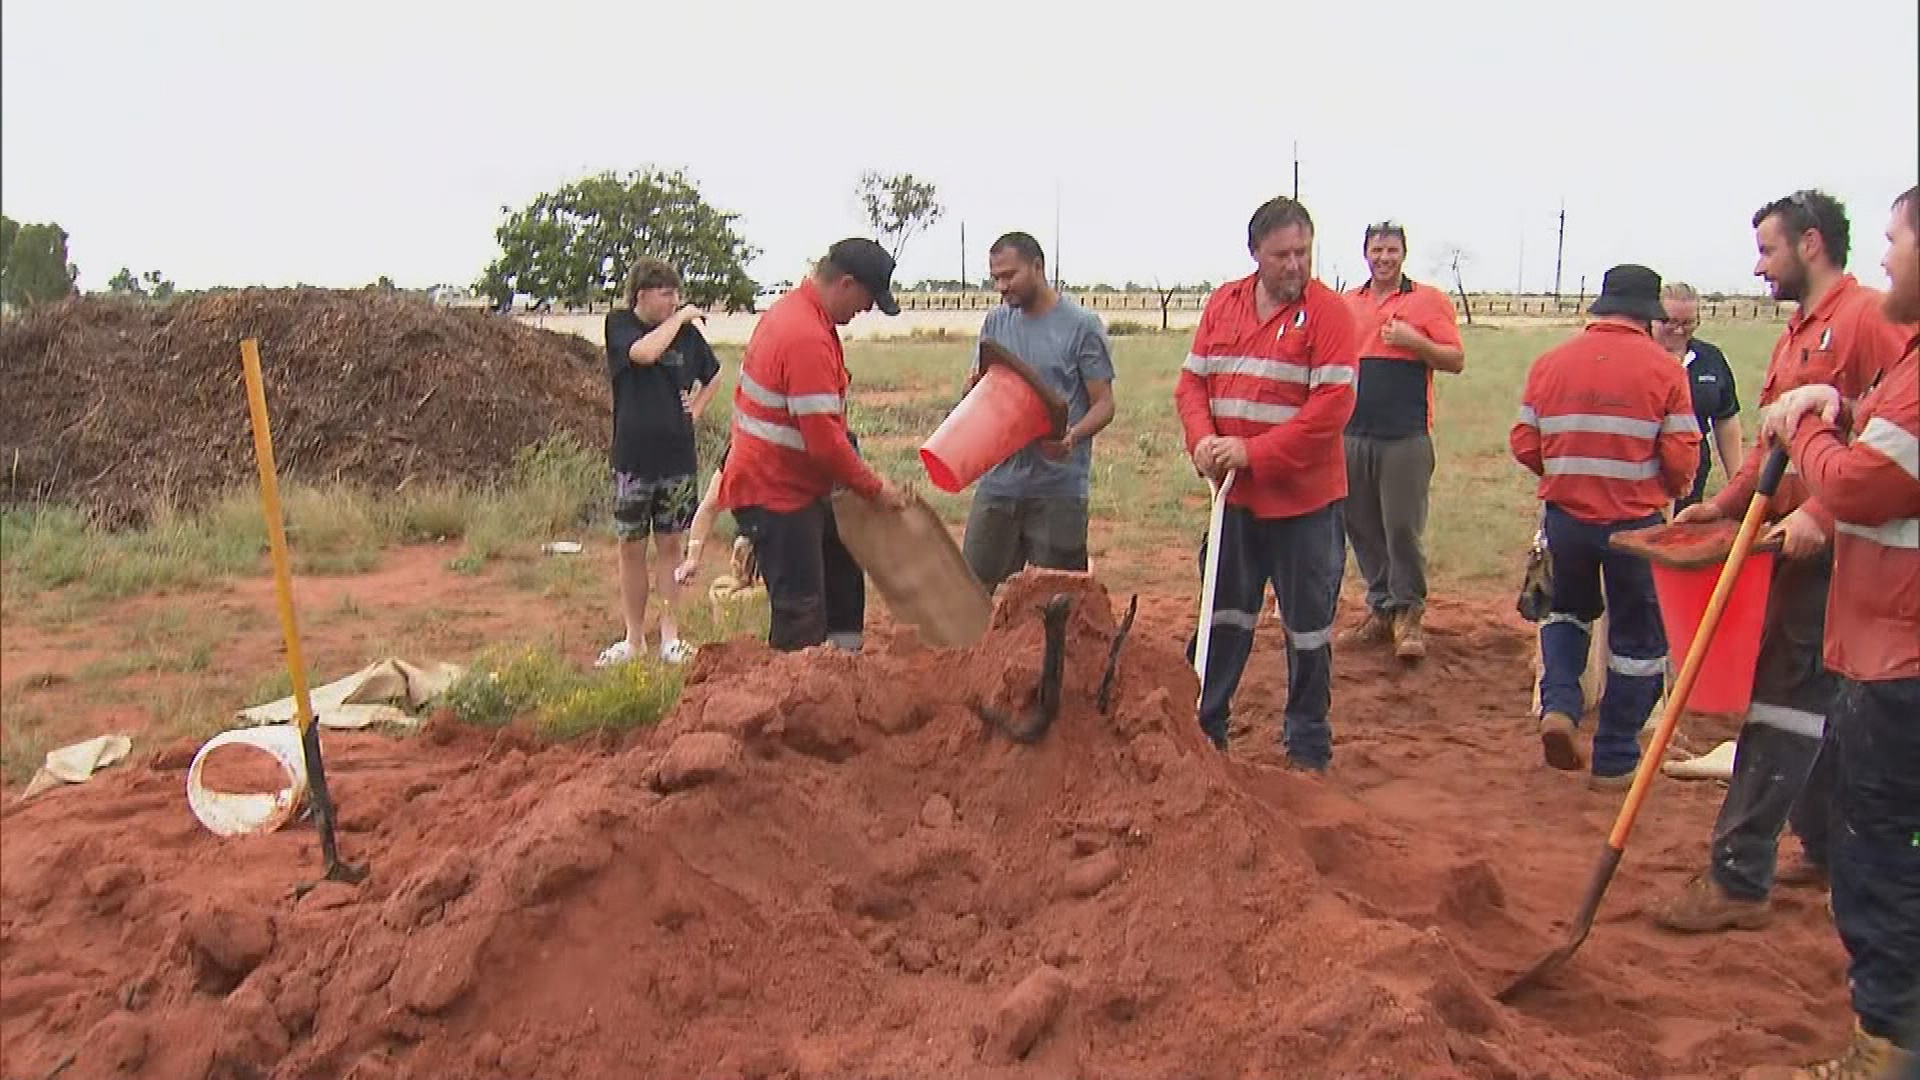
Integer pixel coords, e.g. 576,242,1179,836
4,0,1915,298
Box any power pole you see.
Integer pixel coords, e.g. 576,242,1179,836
1552,200,1567,302
1053,181,1062,291
1292,142,1300,201
1517,232,1526,298
960,221,966,292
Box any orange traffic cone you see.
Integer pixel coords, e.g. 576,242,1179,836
919,341,1068,493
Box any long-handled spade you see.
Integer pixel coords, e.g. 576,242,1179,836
1495,446,1789,1003
1193,470,1237,710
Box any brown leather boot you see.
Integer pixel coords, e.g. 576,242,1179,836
1539,711,1583,771
1741,1022,1913,1079
1338,611,1394,648
1653,872,1773,933
1393,608,1427,661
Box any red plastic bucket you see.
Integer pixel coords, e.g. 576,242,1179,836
1650,552,1775,716
919,362,1058,493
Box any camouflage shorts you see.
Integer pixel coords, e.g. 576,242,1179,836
612,471,699,540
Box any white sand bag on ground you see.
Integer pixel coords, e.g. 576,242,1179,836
19,734,134,800
1663,739,1738,781
236,658,461,730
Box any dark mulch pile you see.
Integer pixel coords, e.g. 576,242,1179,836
0,289,612,527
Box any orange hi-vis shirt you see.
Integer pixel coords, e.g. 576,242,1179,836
1344,276,1464,437
716,279,883,514
1510,321,1701,524
1174,274,1360,519
1789,333,1920,682
1707,274,1906,530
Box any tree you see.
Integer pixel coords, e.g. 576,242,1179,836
1,218,79,309
108,267,142,294
856,171,944,262
478,168,761,312
143,270,176,302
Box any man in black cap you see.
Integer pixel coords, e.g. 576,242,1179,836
1509,265,1702,789
717,237,907,652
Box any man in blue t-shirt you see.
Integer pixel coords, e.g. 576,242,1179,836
597,258,721,668
959,232,1117,592
1653,282,1746,510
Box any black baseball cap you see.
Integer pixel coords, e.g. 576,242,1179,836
826,237,900,316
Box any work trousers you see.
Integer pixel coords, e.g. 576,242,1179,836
1537,503,1668,779
1343,433,1435,616
1827,675,1920,1048
1707,552,1838,902
1190,503,1344,768
732,501,865,653
961,494,1090,592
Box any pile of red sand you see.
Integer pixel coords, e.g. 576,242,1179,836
1,573,1708,1079
0,289,608,526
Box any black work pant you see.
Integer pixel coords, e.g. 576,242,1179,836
1827,675,1920,1048
1343,433,1435,616
1188,503,1344,768
732,501,865,652
1707,553,1838,901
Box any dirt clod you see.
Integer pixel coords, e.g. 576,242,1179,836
984,965,1072,1064
650,732,744,793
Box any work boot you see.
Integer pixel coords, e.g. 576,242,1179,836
1741,1022,1912,1079
1338,611,1394,649
1653,872,1772,933
1539,711,1584,771
1588,771,1634,793
1776,855,1830,890
1393,609,1427,661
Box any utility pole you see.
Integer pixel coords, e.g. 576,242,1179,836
1552,200,1567,302
960,221,966,292
1517,232,1526,298
1053,181,1062,291
1292,142,1300,201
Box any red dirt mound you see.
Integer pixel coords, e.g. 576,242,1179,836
0,572,1844,1079
0,289,608,526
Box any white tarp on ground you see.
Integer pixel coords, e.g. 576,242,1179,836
235,658,462,731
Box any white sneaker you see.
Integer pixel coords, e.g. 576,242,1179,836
596,639,639,668
658,638,694,665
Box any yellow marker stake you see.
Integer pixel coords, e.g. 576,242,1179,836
240,338,363,883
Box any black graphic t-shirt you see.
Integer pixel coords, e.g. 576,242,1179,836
605,310,721,480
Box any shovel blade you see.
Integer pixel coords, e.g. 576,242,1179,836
1494,843,1623,1003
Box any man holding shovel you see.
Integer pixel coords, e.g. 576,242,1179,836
1174,196,1359,770
717,238,909,653
959,232,1116,592
1653,190,1907,935
1739,183,1919,1080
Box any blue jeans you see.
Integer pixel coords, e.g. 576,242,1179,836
1537,503,1668,779
1189,503,1344,768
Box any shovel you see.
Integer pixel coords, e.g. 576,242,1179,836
1495,445,1789,1003
1193,469,1237,707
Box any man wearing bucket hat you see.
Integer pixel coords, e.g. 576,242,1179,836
1510,264,1701,791
1652,189,1907,938
957,231,1116,592
1736,182,1920,1080
1174,196,1360,770
716,238,909,653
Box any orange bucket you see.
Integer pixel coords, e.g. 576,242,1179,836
919,342,1067,493
1613,521,1780,716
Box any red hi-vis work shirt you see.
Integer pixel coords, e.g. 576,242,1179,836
1789,335,1920,682
716,279,883,514
1708,274,1905,529
1509,321,1701,524
1174,275,1360,519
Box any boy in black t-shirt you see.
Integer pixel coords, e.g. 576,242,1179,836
596,258,721,668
